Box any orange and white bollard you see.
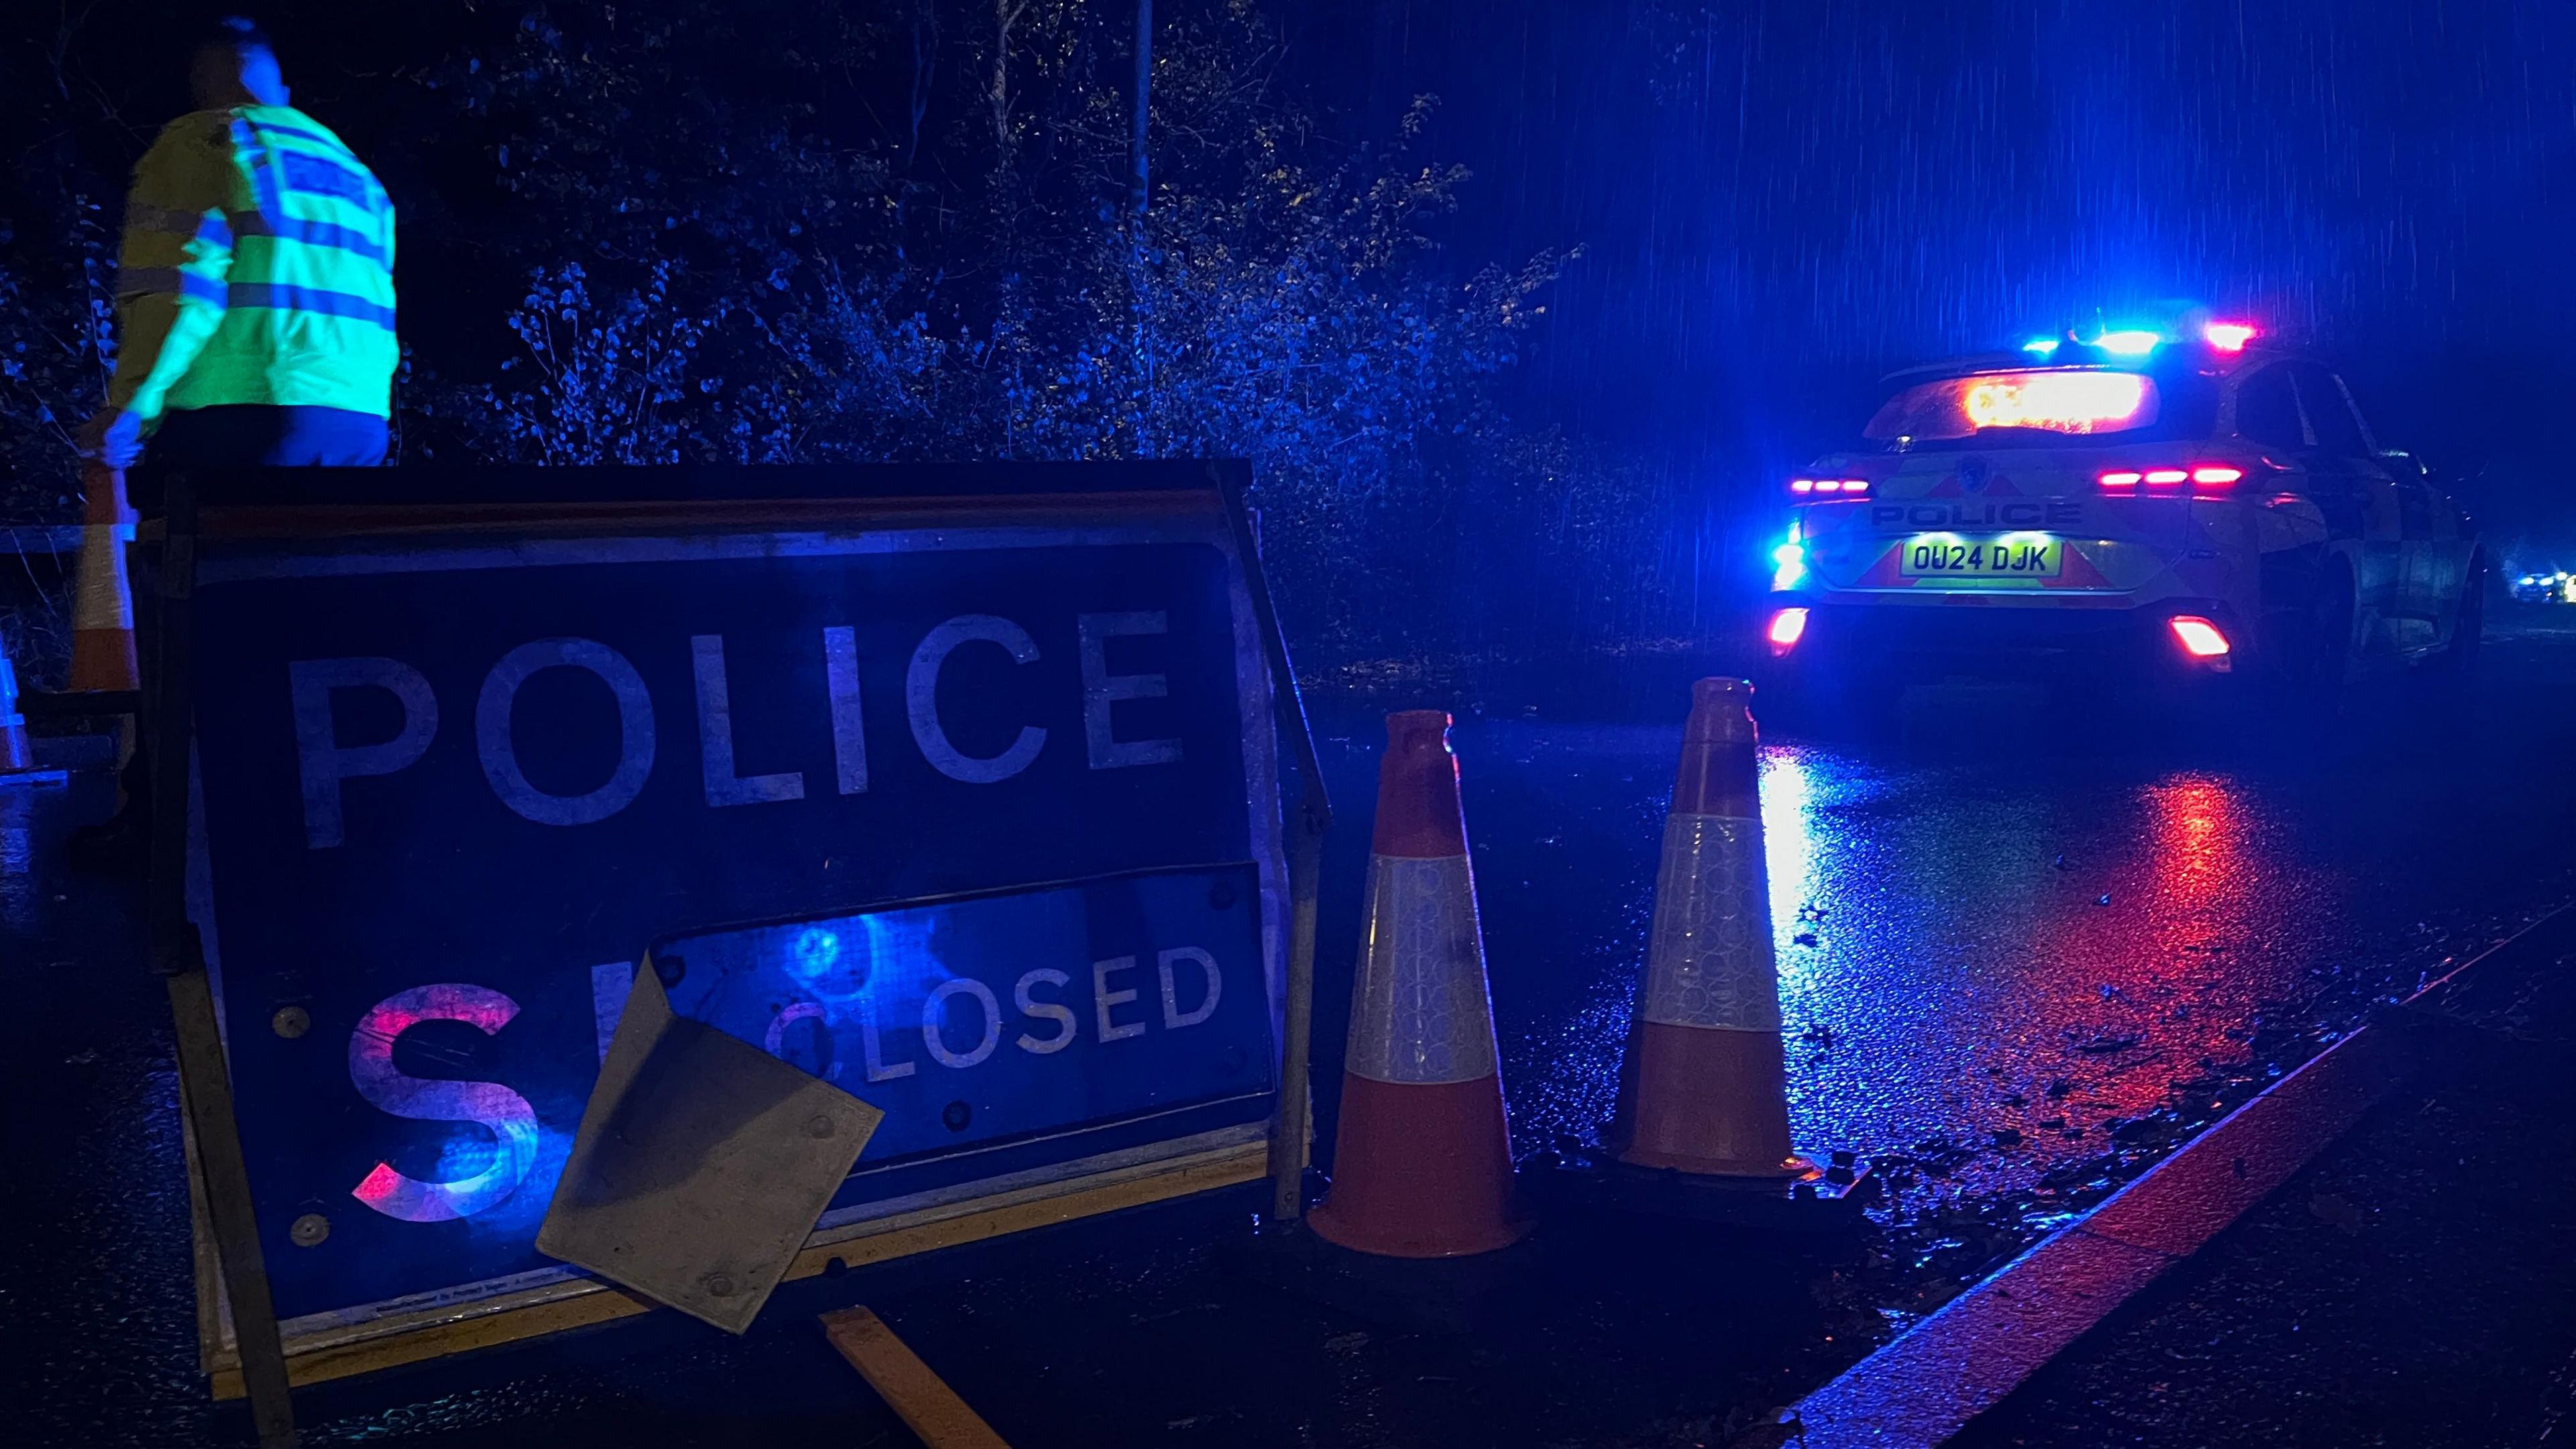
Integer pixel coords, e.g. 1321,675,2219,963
0,641,66,788
1607,677,1811,1177
67,463,140,694
1307,710,1532,1258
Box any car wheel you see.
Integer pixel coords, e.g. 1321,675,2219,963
2271,562,2356,714
2426,555,2485,679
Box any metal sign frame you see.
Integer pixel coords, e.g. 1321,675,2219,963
142,461,1328,1443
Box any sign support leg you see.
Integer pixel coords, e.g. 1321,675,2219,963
148,475,299,1447
1269,816,1324,1222
1212,463,1332,1224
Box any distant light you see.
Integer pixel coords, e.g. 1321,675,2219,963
2023,337,2061,356
2098,470,2143,490
2203,321,2257,353
2168,616,2231,659
2094,330,2164,356
1768,607,1811,653
2190,465,2245,489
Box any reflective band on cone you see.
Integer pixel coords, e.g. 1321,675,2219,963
1308,710,1532,1258
67,465,139,694
1607,678,1813,1179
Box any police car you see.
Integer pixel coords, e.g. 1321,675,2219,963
1764,318,2481,700
2510,568,2573,606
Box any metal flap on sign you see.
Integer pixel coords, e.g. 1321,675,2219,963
538,956,883,1334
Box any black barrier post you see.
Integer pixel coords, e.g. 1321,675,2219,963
1211,462,1333,1223
146,474,299,1448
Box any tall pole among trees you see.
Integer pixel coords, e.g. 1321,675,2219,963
1128,0,1155,451
1129,0,1152,216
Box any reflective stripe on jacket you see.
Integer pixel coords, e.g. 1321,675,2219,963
109,105,398,423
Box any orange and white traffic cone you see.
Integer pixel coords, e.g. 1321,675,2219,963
0,639,66,788
67,463,140,694
1307,710,1532,1258
1605,678,1813,1179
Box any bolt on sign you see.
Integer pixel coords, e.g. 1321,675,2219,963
175,463,1293,1393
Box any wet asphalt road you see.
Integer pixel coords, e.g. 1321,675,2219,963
1958,904,2576,1449
7,613,2576,1447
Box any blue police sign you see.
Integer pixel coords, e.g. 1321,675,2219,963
180,469,1287,1343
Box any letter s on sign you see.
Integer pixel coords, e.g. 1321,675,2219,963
1014,968,1076,1054
348,985,541,1223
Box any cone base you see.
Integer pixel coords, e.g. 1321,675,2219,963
1310,1073,1531,1259
68,631,139,694
1617,1146,1817,1179
1609,1020,1802,1177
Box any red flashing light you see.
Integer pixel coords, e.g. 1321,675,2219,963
1790,477,1870,498
2100,462,2261,496
1767,607,1811,655
2168,616,2231,662
2203,322,2257,353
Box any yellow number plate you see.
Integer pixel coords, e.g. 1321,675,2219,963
1896,535,2064,580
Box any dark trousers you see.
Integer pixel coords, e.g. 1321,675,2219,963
129,405,388,513
115,406,388,830
150,404,389,467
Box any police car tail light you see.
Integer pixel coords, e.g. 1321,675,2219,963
2098,463,2256,495
1768,607,1810,656
2167,616,2232,661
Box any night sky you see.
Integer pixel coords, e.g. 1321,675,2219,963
1291,1,2575,542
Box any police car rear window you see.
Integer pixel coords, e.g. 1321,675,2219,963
1864,369,2218,451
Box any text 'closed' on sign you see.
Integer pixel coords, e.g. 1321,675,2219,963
649,863,1272,1165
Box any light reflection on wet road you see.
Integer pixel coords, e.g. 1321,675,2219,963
1310,625,2576,1214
